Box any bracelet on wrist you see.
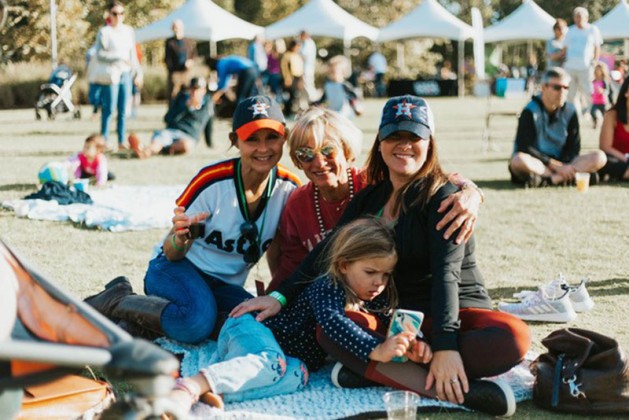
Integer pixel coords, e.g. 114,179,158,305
174,378,200,404
268,291,287,307
171,233,185,252
461,180,485,204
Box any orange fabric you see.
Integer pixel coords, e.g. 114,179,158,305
2,246,109,347
11,361,56,377
19,375,113,420
345,310,388,336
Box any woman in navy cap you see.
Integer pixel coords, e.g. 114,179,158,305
233,96,530,417
85,95,301,345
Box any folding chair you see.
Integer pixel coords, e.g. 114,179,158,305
0,239,183,419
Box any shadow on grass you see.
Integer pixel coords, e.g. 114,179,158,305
475,179,520,191
0,183,38,192
490,277,629,301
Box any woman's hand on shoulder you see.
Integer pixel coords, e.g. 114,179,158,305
229,296,282,321
435,185,481,245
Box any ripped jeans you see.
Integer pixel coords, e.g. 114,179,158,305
201,314,308,403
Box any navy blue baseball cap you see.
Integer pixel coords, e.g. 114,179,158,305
378,95,435,141
232,95,286,140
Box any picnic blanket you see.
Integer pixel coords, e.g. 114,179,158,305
2,185,185,232
156,337,536,419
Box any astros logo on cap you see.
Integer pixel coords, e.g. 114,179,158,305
393,100,416,118
249,100,270,118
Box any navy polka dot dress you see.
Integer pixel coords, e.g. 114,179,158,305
264,275,391,371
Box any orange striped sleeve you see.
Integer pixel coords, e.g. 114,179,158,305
276,164,302,187
176,160,235,208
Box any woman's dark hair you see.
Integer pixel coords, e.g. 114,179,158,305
108,1,124,10
365,134,448,215
206,56,218,70
287,39,299,51
612,76,629,125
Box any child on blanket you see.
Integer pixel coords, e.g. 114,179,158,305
168,217,420,412
66,134,114,186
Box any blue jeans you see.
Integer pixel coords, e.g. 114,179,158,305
100,71,132,145
201,314,308,402
144,254,253,344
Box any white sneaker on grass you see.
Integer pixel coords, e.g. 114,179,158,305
499,287,577,323
513,274,594,313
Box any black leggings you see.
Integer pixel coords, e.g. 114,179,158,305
598,153,629,180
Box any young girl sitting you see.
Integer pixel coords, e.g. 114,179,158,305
67,134,114,186
169,217,421,414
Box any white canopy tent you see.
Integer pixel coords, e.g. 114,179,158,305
377,0,475,96
135,0,263,47
264,0,379,43
483,0,555,43
594,0,629,40
378,0,474,42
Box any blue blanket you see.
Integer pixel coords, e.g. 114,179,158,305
156,337,536,419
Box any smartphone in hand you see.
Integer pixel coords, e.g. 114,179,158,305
387,309,424,362
187,222,206,240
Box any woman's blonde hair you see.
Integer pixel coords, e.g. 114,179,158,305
322,217,398,311
288,107,363,167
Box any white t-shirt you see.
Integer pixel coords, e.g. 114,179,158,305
368,52,388,74
563,24,602,71
176,158,300,286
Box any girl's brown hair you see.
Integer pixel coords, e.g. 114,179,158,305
322,217,398,311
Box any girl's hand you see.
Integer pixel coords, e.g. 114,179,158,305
407,339,433,364
436,187,481,245
230,296,282,321
369,332,414,362
425,350,468,404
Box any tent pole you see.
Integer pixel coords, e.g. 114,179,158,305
396,43,405,70
210,40,217,57
344,39,351,69
50,0,58,69
457,39,464,97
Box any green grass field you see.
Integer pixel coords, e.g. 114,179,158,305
1,97,627,418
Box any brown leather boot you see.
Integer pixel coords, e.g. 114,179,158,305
111,294,170,337
84,276,134,319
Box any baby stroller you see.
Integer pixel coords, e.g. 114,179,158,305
0,239,184,419
35,64,81,121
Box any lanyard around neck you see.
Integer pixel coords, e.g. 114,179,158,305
236,159,274,239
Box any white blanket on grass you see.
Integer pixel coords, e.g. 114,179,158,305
2,185,185,232
156,337,536,419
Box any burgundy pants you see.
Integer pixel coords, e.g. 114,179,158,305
316,308,530,398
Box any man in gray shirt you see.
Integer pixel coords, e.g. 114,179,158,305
508,68,606,187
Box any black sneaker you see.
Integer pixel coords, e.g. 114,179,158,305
331,362,380,389
463,379,516,417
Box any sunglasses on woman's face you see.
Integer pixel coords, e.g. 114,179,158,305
240,222,261,264
294,144,337,163
547,83,569,92
111,10,125,17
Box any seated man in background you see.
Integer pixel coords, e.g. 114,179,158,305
129,77,213,158
508,67,606,187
